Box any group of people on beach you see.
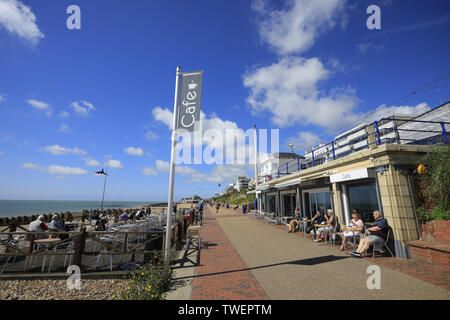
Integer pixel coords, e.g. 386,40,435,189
287,207,390,258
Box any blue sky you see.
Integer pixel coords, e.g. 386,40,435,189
0,0,449,201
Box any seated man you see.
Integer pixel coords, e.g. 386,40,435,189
349,210,389,258
287,207,302,233
28,215,48,239
314,209,335,242
48,215,64,231
119,211,129,222
338,210,364,251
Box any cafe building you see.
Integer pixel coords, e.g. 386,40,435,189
256,101,450,258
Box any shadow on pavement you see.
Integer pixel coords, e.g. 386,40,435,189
173,255,349,280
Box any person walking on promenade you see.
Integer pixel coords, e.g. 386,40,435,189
215,202,220,213
350,210,389,258
288,207,302,233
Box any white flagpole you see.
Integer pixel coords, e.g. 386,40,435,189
254,125,258,211
165,66,181,261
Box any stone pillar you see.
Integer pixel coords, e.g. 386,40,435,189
377,164,420,256
332,182,344,226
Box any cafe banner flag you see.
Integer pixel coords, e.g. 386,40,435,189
176,70,203,132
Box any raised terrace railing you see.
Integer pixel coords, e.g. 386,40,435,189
261,117,450,181
0,219,187,275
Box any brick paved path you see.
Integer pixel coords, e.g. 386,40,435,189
189,205,448,299
190,206,269,300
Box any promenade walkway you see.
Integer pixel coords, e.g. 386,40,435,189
172,205,449,300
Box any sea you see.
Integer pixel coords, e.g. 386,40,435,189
0,200,161,218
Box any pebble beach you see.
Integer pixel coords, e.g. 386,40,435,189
0,279,128,300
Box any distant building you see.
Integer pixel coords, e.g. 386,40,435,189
234,176,250,192
259,152,300,182
226,183,235,193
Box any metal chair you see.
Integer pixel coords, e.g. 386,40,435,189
372,227,395,258
1,239,28,275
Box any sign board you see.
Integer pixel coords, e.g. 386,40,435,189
176,70,203,132
329,168,372,183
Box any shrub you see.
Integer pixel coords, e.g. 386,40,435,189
417,205,450,222
416,146,450,211
118,253,172,300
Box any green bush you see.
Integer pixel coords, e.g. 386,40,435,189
417,205,450,222
417,146,450,211
118,253,173,300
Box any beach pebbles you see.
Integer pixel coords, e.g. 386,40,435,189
0,279,127,300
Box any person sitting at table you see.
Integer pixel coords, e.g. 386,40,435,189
119,211,129,222
48,215,64,231
135,209,144,220
288,207,302,233
28,215,48,239
314,209,335,242
66,211,73,222
338,210,364,251
96,211,109,231
349,210,389,258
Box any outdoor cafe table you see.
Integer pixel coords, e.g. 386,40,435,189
340,226,363,252
34,237,61,273
314,224,332,244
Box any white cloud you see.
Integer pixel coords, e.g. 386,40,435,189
47,165,87,175
145,130,159,141
185,164,251,184
357,42,383,54
84,157,100,167
286,131,320,150
252,0,346,55
155,159,198,175
42,145,87,156
58,111,70,118
0,151,2,156
105,159,123,169
124,146,144,156
21,162,43,171
22,161,88,176
141,167,158,176
58,124,73,134
0,93,6,102
363,102,431,123
152,106,173,129
0,0,44,45
243,56,359,128
27,99,52,117
70,100,96,116
153,108,257,164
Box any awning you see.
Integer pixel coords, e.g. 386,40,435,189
247,190,256,195
275,178,302,189
256,185,270,191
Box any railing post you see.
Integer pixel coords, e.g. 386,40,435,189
312,150,315,167
374,121,382,145
286,162,289,175
297,158,300,172
331,141,336,160
73,227,87,269
277,168,280,178
441,122,448,144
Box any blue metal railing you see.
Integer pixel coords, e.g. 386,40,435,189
260,117,449,182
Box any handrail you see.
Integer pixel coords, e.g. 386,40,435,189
260,116,449,181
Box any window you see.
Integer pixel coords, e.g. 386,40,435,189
347,182,379,223
267,195,276,214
